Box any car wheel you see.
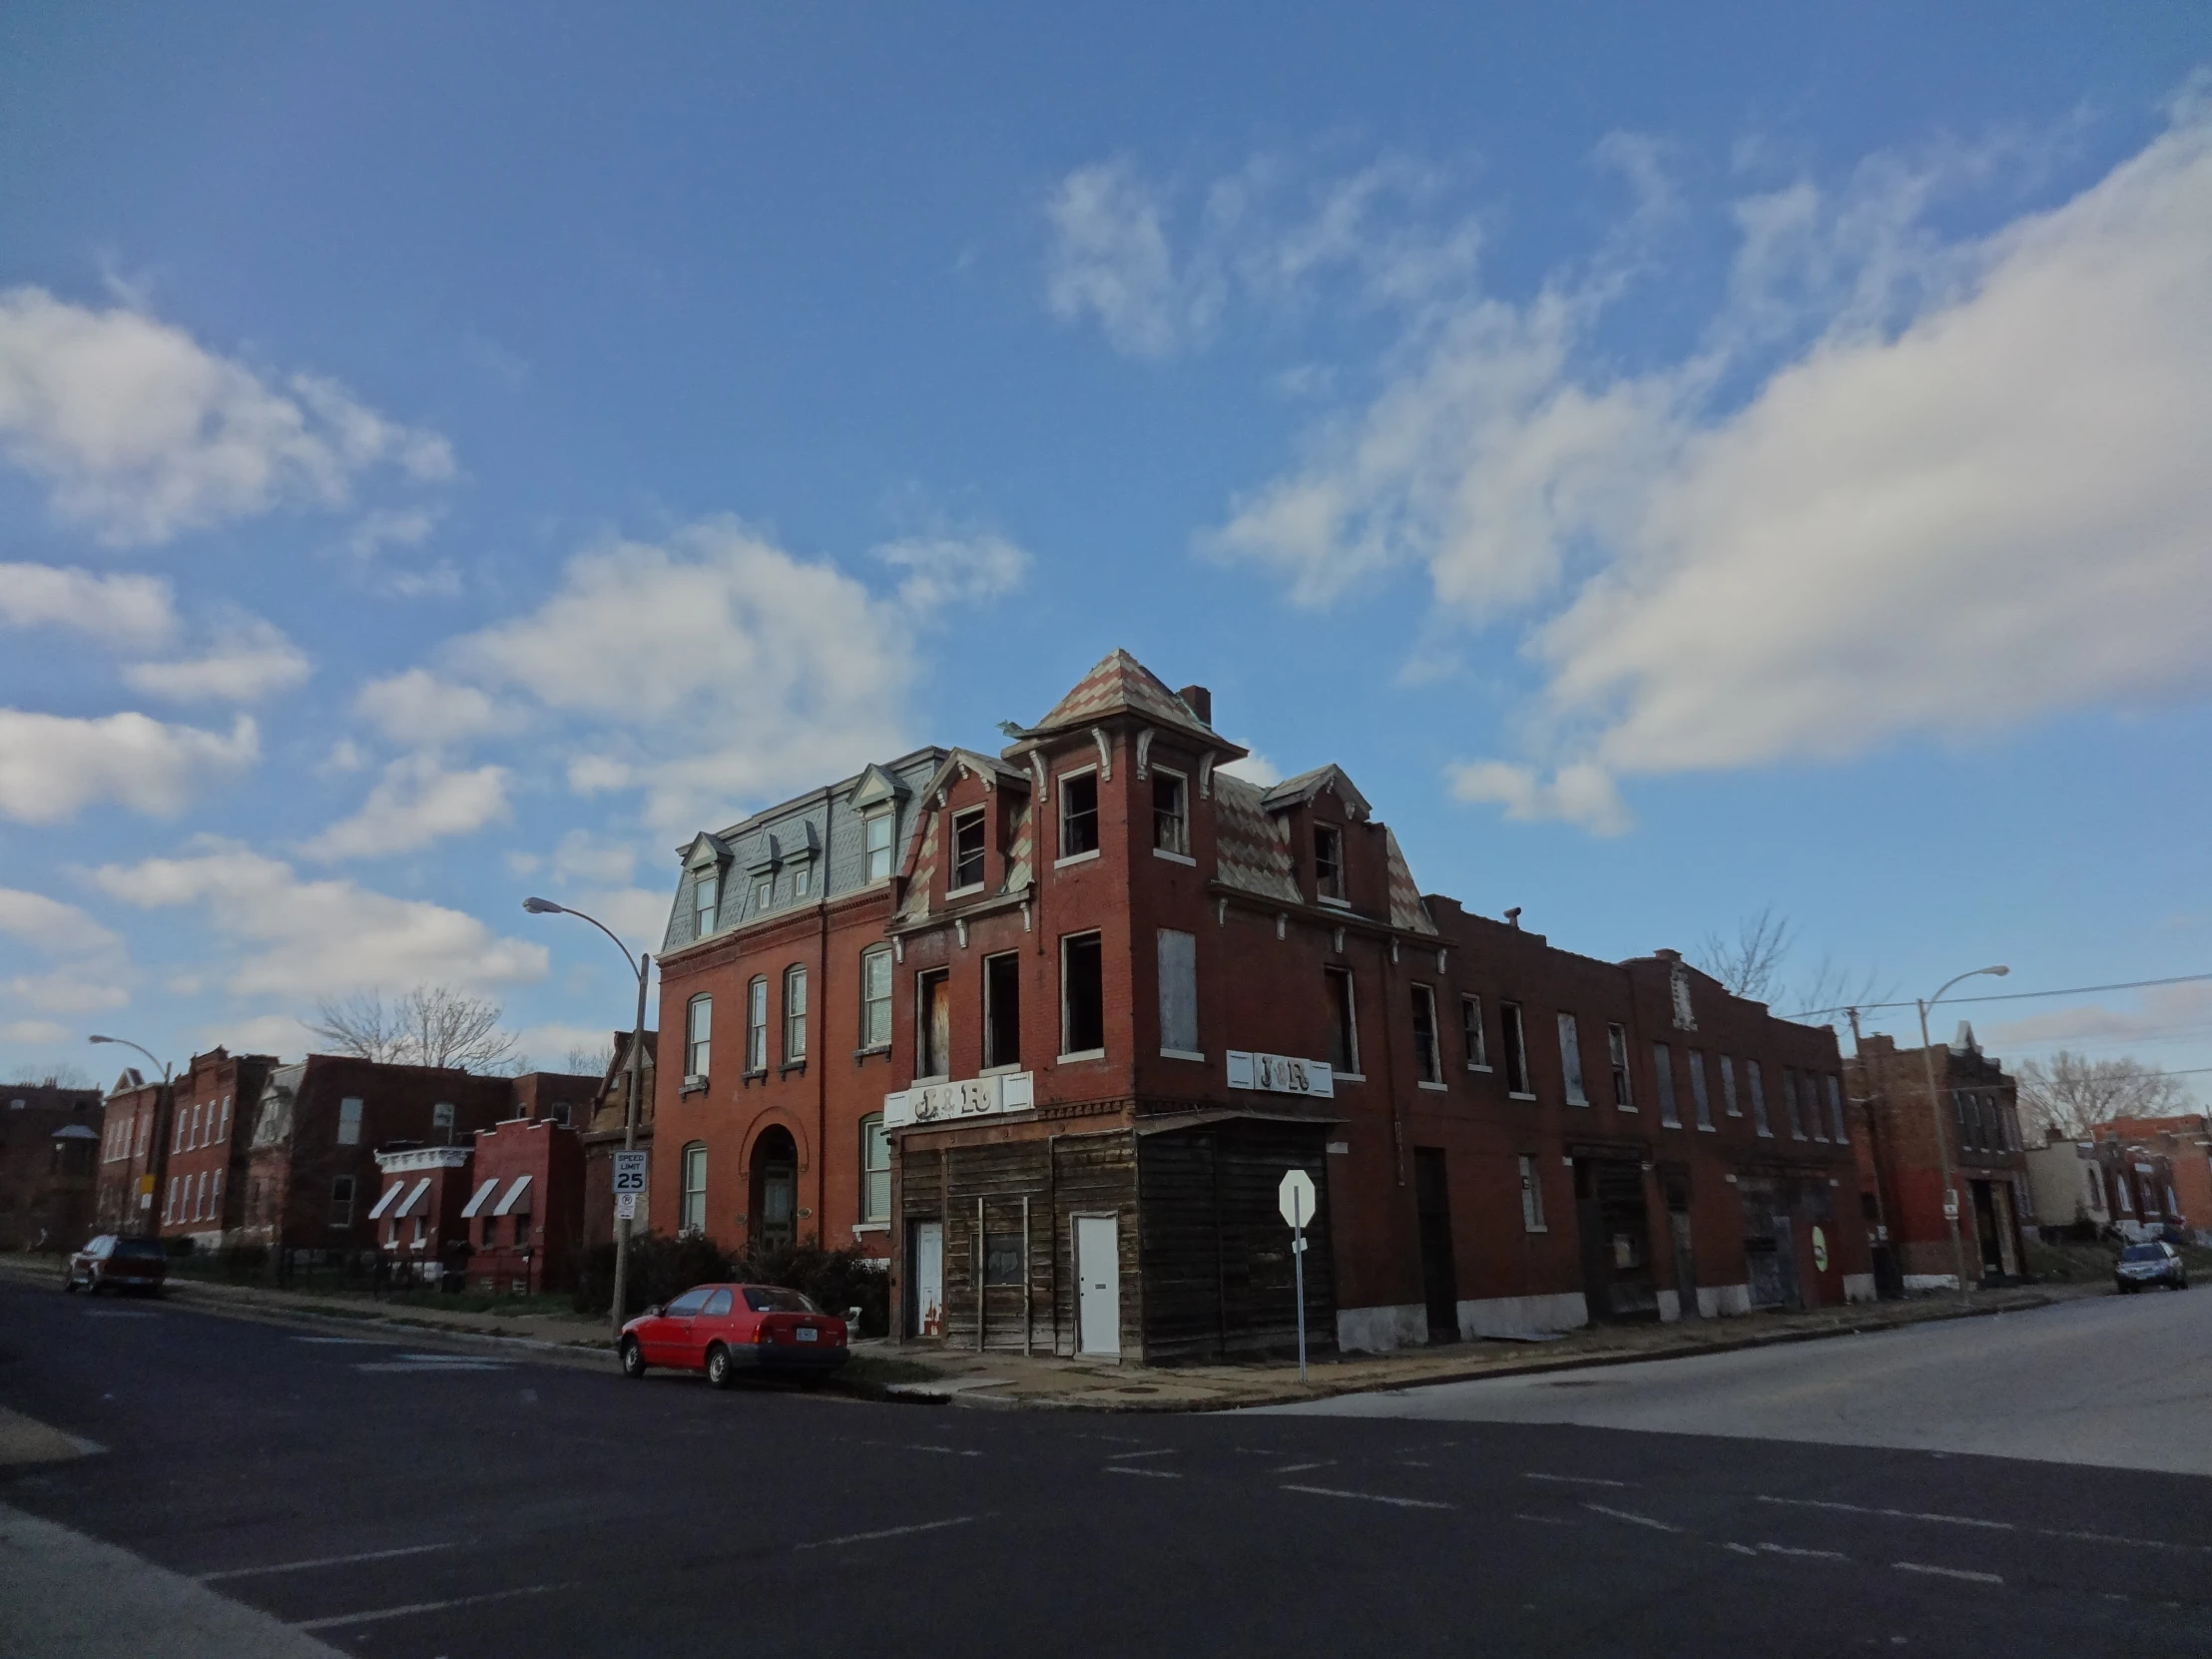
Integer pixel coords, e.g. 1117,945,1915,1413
619,1337,647,1380
705,1344,734,1390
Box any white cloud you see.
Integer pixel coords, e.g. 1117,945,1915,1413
1,1018,69,1046
343,505,439,559
1217,749,1282,787
0,887,131,1015
1445,760,1630,836
214,1012,317,1059
0,286,452,545
298,754,512,860
0,562,176,647
1044,160,1189,358
0,709,257,825
448,519,921,830
546,830,639,886
1986,982,2212,1050
1211,107,2212,826
354,668,508,747
123,614,310,704
877,532,1031,611
91,840,546,998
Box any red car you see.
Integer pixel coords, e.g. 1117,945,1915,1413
619,1283,849,1388
62,1235,169,1296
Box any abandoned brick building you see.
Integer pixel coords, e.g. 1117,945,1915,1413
651,650,1874,1360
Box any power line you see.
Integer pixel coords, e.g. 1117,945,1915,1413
1787,970,2212,1022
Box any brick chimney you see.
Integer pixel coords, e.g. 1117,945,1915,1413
1177,684,1213,726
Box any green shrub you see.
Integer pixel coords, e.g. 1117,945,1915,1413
572,1232,888,1335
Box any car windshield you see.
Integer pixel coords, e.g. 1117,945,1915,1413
665,1288,713,1316
112,1239,166,1261
2119,1244,2165,1262
743,1286,819,1314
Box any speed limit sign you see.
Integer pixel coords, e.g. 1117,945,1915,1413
613,1151,648,1194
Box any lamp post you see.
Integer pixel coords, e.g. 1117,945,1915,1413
87,1033,172,1084
524,898,651,1345
1917,965,2008,1301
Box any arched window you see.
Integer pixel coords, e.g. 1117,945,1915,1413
680,1142,708,1235
783,965,808,1062
747,976,769,1072
687,994,712,1078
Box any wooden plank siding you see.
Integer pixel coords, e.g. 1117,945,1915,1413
1137,1122,1335,1362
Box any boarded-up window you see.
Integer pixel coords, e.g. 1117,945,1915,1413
983,1231,1026,1287
1654,1043,1680,1127
1157,929,1198,1055
336,1097,363,1146
917,969,950,1078
1558,1014,1587,1106
1748,1060,1771,1136
1688,1050,1713,1129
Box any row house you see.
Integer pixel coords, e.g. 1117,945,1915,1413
650,649,1874,1361
93,1069,172,1236
2096,1114,2209,1244
1848,1025,2030,1290
367,1116,589,1293
0,1081,104,1252
2022,1137,2111,1240
132,1050,596,1258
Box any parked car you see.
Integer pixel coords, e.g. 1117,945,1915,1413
619,1283,849,1388
2114,1241,2188,1293
62,1235,170,1296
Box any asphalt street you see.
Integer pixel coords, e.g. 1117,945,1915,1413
1267,1282,2212,1475
2,1280,2208,1659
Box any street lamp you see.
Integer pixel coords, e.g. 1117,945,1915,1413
1917,964,2008,1300
87,1033,172,1084
523,898,652,1345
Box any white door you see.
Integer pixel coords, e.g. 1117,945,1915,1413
1076,1215,1120,1357
910,1221,944,1339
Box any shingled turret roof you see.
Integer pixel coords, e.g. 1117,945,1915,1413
1016,649,1243,757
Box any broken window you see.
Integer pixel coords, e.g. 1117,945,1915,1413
1720,1055,1740,1117
1784,1068,1806,1139
1654,1043,1680,1127
950,808,987,891
917,968,950,1078
1827,1075,1849,1144
1607,1023,1633,1110
1059,771,1099,857
1558,1014,1588,1106
1462,995,1487,1069
1501,1002,1531,1095
1411,985,1442,1084
1061,931,1105,1056
1688,1050,1714,1130
1748,1060,1771,1137
984,952,1022,1069
1325,967,1359,1075
1153,770,1189,855
1314,824,1345,901
329,1175,354,1228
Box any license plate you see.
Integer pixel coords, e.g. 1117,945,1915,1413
796,1328,818,1343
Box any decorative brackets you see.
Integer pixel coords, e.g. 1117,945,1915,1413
1090,727,1112,781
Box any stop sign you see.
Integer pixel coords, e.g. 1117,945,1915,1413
1278,1169,1317,1230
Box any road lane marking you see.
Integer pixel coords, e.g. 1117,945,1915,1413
1109,1448,1178,1458
1273,1461,1333,1473
1894,1561,2002,1585
797,1515,980,1551
1524,1472,1629,1488
1515,1513,1577,1527
903,1444,982,1456
292,1337,377,1345
198,1542,454,1583
292,1583,557,1631
355,1362,509,1373
1582,1503,1682,1534
1757,1495,2208,1553
1105,1466,1183,1478
1759,1542,1849,1561
1283,1484,1454,1510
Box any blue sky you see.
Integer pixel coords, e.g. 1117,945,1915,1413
2,3,2208,1094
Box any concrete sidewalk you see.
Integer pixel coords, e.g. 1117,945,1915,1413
1,1253,2105,1411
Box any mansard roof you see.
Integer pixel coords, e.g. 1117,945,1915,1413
1015,649,1242,757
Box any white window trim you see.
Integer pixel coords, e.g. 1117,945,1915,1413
852,1221,890,1235
1508,1091,1538,1102
1315,894,1352,910
1152,847,1197,866
1056,1048,1107,1065
1054,848,1101,870
1416,1080,1449,1092
1056,764,1101,861
977,1061,1024,1078
944,880,987,899
1466,1064,1493,1074
1334,1072,1367,1084
1160,1047,1207,1062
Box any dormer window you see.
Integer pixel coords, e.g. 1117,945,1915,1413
794,862,813,898
950,808,987,892
753,876,772,913
863,812,894,881
695,869,720,935
1315,825,1345,901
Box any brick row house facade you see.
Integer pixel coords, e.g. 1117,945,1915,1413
1,1081,104,1252
1848,1026,2030,1291
368,1114,591,1294
94,1069,172,1236
2024,1128,2196,1245
651,650,1875,1361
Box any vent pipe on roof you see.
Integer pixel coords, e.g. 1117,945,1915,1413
1177,684,1213,726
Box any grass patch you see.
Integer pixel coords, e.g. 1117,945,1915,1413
841,1354,947,1387
2023,1239,2115,1282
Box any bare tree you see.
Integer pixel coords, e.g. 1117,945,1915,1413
565,1040,615,1078
1696,906,1794,1003
2015,1051,2193,1140
308,985,517,1073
